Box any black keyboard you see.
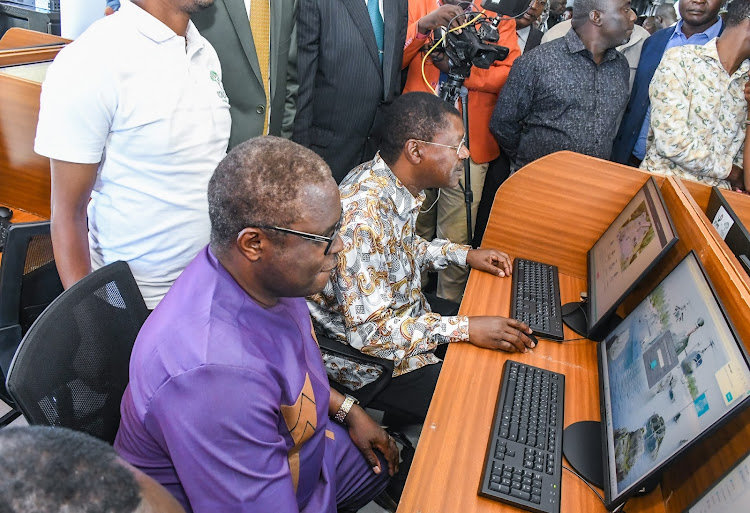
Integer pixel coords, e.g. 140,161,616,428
510,258,564,341
479,361,565,513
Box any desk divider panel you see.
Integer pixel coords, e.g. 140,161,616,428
0,73,51,217
480,151,658,279
0,28,65,218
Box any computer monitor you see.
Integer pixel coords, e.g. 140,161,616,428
706,187,750,276
563,177,678,340
596,251,750,510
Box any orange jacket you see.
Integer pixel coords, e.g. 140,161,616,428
402,0,520,164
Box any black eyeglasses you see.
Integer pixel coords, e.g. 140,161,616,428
244,218,342,255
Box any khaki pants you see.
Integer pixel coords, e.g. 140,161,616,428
416,158,489,303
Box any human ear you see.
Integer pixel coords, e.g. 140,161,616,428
236,228,264,262
404,140,423,165
590,10,602,26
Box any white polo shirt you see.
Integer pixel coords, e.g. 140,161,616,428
35,0,231,309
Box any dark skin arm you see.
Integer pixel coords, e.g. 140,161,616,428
49,159,98,289
329,390,399,476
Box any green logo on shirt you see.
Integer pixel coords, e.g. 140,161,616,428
210,70,229,104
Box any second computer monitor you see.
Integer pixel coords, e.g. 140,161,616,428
585,177,678,338
598,251,750,510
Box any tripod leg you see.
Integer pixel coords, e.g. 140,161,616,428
460,88,473,247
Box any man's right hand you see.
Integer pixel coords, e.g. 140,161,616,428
417,4,465,35
467,317,536,353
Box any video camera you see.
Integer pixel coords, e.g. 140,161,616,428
433,0,518,80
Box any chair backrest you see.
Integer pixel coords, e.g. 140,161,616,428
6,261,148,444
0,221,63,403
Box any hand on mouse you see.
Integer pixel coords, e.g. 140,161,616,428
466,248,512,278
467,316,535,353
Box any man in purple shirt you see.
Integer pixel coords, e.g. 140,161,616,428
115,137,398,512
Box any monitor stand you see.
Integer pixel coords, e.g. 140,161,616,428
563,421,604,489
563,421,661,501
561,301,589,338
561,301,622,342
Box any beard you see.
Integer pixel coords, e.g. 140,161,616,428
184,0,215,15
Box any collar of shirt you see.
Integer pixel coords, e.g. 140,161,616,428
668,17,723,46
367,154,427,214
563,27,620,63
121,0,204,51
695,38,750,79
517,25,531,44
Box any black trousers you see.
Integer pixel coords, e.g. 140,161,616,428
367,293,460,426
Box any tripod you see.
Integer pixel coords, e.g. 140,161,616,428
438,73,473,247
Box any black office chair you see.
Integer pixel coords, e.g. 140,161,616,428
0,221,63,425
6,261,148,444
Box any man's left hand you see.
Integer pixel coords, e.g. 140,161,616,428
466,249,512,277
346,406,399,476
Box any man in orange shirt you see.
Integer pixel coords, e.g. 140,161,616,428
402,0,521,303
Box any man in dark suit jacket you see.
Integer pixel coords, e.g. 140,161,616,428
193,0,298,149
516,0,545,53
293,0,408,183
610,0,723,165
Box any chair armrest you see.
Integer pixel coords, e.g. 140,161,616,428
317,335,394,408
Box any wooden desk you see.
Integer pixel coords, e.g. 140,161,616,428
0,28,66,218
398,152,750,513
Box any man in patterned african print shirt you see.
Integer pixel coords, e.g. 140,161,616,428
308,93,536,425
640,0,750,189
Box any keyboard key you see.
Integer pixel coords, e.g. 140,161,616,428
510,489,531,501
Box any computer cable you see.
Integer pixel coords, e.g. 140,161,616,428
562,465,628,513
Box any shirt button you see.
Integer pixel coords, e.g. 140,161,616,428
256,105,265,114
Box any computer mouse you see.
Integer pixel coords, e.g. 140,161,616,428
0,206,12,220
526,332,539,347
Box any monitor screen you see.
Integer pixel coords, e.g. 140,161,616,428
598,251,750,509
706,187,750,273
587,177,678,337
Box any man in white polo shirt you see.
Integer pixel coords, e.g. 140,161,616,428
35,0,230,309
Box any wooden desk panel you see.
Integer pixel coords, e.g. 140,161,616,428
0,28,69,49
0,74,51,217
481,152,660,280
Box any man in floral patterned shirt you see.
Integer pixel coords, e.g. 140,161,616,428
308,93,536,425
640,0,750,188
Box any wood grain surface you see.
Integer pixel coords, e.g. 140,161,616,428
0,28,69,49
0,74,51,217
479,152,659,279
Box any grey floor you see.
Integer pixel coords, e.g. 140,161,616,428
358,410,423,513
0,401,27,427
